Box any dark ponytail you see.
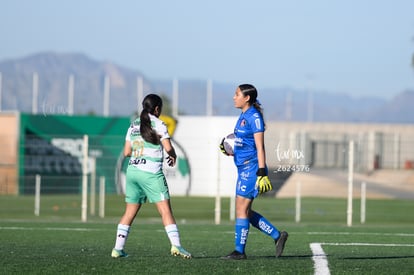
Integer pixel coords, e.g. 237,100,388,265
140,94,163,144
238,84,265,123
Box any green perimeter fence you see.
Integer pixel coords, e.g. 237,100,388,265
0,195,413,226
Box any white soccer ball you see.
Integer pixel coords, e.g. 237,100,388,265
222,133,235,155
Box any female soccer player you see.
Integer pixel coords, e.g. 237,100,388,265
111,94,191,259
220,84,288,260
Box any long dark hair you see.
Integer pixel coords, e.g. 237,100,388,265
140,94,163,144
238,84,265,121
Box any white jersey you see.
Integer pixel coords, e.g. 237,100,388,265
125,114,170,173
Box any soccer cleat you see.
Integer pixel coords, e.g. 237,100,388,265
221,250,247,260
111,248,128,258
171,245,192,259
275,231,288,257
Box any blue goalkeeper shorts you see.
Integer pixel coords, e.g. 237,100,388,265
236,162,269,199
236,161,259,199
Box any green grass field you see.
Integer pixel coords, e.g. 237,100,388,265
1,195,413,274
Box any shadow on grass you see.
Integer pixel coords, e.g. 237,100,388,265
342,255,414,260
190,254,313,260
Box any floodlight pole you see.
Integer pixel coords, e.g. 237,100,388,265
32,72,39,114
347,140,354,227
34,174,41,216
393,133,400,169
81,135,89,222
99,176,106,218
68,74,74,115
215,149,221,225
103,76,110,116
295,181,301,223
361,182,366,224
90,157,96,216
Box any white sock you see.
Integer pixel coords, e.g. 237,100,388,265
114,224,130,250
165,224,181,247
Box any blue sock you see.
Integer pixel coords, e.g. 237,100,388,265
249,211,280,240
234,218,249,254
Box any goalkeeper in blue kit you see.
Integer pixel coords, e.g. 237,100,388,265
220,84,288,260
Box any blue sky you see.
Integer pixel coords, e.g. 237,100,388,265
1,0,413,99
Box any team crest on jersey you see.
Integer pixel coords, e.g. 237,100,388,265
240,119,246,127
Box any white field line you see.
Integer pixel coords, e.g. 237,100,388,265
307,232,414,237
310,243,330,275
310,242,414,275
320,242,414,247
0,226,102,231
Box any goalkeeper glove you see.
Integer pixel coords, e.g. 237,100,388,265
219,138,229,156
255,168,272,194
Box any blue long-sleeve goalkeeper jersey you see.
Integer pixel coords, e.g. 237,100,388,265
233,106,265,167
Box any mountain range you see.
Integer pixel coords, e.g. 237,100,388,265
0,52,413,123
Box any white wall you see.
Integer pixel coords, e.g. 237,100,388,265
172,116,238,197
171,118,414,197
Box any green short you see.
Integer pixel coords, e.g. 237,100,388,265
125,166,170,204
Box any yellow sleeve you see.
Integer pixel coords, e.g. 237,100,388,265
159,115,177,137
